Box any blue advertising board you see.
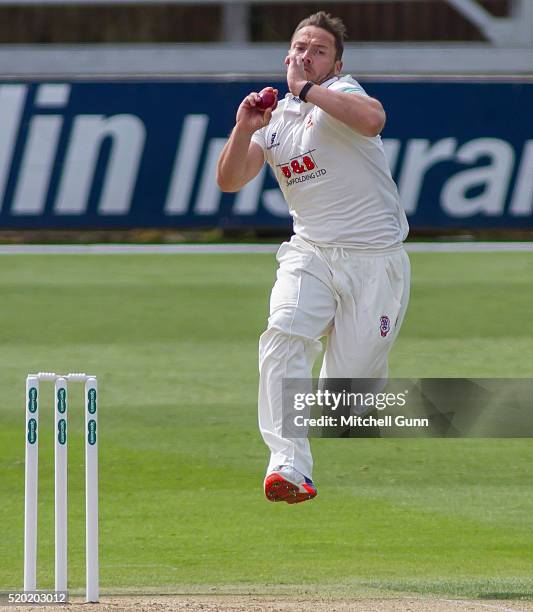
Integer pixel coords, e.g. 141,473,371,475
0,79,531,229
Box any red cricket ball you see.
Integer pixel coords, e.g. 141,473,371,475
256,90,277,111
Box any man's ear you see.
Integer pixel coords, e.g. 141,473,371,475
334,59,343,75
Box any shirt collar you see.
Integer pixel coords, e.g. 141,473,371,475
320,75,341,89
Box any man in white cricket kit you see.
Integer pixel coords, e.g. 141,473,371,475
217,12,410,504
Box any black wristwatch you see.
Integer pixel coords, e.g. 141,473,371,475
298,81,314,102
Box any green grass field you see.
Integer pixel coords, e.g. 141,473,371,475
1,251,533,599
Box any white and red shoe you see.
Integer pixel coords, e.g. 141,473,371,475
264,465,317,504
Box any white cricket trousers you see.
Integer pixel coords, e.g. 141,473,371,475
258,235,411,479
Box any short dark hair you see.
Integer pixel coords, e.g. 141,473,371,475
292,11,347,61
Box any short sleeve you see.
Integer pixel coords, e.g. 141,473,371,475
251,127,267,151
317,76,376,138
330,77,369,97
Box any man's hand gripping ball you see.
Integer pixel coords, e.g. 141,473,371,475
236,87,278,135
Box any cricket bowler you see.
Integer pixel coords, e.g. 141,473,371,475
217,11,410,504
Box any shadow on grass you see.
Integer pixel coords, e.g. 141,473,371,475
479,592,533,600
363,580,533,600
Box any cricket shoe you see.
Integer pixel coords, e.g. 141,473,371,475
264,465,317,504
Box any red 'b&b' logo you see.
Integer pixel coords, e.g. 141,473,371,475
281,154,316,179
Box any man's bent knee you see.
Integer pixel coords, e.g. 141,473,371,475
265,306,327,341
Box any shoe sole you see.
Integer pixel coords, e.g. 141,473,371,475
264,473,317,504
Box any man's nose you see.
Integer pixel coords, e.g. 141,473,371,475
302,50,312,63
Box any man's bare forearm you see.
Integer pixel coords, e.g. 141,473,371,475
216,126,255,192
304,86,386,137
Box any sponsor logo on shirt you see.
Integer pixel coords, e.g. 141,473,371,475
277,149,327,187
267,132,280,150
341,86,364,94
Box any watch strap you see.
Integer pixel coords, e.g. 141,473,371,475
298,81,314,102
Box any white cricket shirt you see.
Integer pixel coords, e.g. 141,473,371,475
251,75,409,249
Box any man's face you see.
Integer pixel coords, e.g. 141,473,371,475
289,25,342,84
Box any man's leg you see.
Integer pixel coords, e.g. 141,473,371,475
317,249,410,439
320,249,410,380
258,239,335,481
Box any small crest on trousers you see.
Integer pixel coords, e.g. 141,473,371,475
379,315,391,337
